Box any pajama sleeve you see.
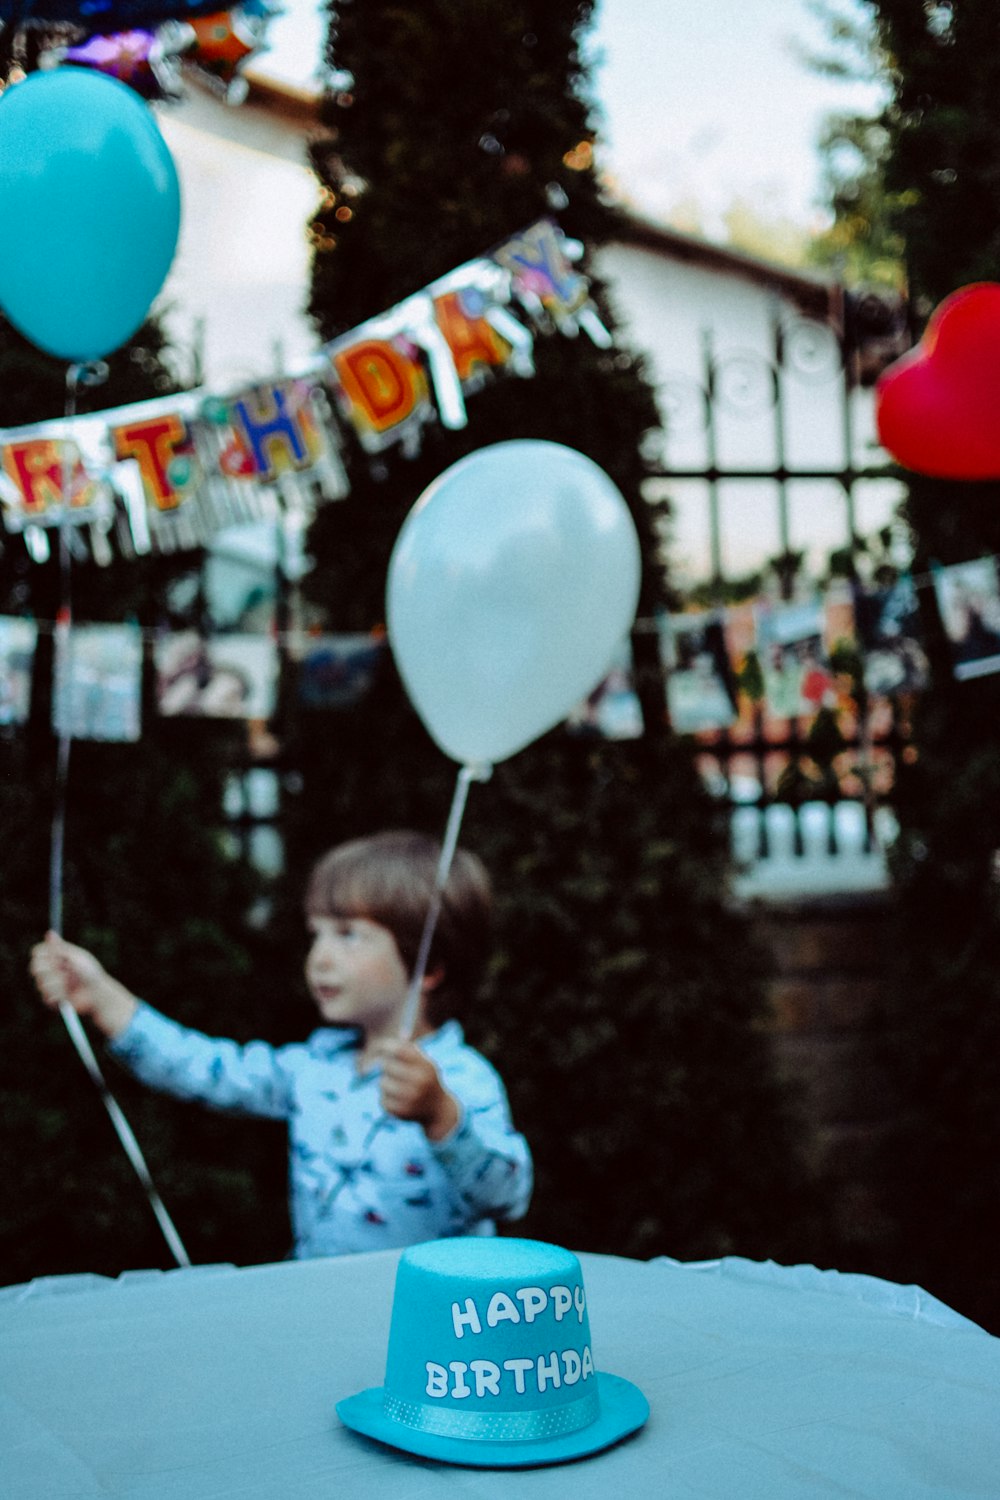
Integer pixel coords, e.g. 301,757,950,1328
429,1056,533,1223
107,1002,296,1120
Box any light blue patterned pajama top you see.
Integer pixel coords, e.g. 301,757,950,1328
108,1004,533,1258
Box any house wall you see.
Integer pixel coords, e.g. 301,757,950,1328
592,238,906,584
154,86,320,390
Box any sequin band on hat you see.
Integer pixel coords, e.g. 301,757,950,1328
383,1386,601,1443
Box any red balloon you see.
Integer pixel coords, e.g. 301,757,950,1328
875,282,1000,480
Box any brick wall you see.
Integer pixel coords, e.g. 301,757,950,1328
747,891,897,1259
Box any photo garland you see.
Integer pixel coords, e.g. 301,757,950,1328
3,561,995,744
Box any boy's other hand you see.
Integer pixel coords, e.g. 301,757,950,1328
29,931,138,1039
376,1038,460,1141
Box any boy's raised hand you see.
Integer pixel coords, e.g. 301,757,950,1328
29,932,138,1039
376,1038,460,1142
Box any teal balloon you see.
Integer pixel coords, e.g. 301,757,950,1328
387,440,642,766
0,69,180,362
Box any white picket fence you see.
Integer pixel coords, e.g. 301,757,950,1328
730,800,898,900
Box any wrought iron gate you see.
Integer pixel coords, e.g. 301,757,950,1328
640,291,913,873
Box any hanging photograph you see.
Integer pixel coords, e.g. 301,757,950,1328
754,599,835,718
660,614,738,733
155,630,279,718
932,558,1000,682
854,575,931,695
296,634,386,710
566,638,643,739
52,623,142,741
0,615,38,726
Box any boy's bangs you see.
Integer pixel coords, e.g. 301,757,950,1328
305,842,434,957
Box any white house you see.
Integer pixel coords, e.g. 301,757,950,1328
154,77,322,390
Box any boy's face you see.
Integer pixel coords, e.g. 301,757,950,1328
305,914,412,1037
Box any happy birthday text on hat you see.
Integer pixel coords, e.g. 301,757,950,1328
424,1279,594,1400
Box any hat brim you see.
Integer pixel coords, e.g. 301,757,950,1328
336,1371,649,1469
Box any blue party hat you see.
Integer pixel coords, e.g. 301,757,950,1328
336,1236,649,1468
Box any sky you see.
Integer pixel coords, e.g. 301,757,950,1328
250,0,884,241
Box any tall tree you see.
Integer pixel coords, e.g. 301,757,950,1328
814,0,1000,1331
297,0,818,1263
803,0,905,288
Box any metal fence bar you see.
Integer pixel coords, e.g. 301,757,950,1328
655,302,912,869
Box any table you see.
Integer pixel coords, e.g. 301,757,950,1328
2,1249,999,1498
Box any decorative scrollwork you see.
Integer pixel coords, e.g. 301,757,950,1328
713,351,778,417
659,372,709,434
780,317,842,384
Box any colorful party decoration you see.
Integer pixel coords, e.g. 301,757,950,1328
228,380,328,482
0,69,181,361
50,23,192,100
0,0,223,31
184,1,277,103
111,410,201,512
328,329,435,455
1,437,105,523
493,218,612,346
875,282,1000,480
1,220,612,562
430,260,536,381
386,440,642,767
433,290,515,384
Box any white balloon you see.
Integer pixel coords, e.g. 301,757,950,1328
386,440,642,765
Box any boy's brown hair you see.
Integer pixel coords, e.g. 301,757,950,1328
304,829,492,1026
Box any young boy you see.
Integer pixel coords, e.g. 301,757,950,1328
30,830,532,1259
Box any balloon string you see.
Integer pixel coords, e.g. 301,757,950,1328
49,363,192,1271
48,364,77,939
398,762,492,1041
55,1003,192,1268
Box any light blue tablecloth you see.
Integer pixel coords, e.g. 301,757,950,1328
2,1250,998,1498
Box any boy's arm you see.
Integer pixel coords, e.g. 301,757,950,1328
107,1005,295,1120
30,931,294,1120
428,1090,534,1223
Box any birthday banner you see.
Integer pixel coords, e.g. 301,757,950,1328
0,220,608,563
